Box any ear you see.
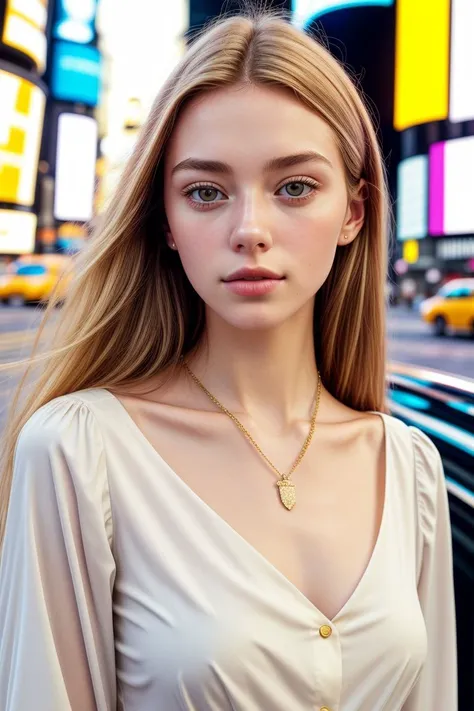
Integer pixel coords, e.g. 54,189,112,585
337,180,366,247
164,223,177,250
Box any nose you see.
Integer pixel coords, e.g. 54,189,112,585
229,193,273,254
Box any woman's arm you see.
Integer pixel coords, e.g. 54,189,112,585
0,397,117,710
403,428,457,710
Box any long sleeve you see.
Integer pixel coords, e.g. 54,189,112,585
402,427,457,710
0,396,117,711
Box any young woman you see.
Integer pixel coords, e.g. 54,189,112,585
0,11,456,711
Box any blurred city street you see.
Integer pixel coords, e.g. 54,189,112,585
387,306,474,378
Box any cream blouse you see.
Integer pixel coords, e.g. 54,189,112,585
0,388,457,711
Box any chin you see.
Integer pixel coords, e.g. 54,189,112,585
212,304,291,332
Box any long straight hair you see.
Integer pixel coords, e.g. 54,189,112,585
0,10,390,544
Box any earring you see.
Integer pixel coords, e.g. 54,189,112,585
170,241,176,249
343,234,349,240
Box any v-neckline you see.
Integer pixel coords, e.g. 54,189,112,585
98,388,391,625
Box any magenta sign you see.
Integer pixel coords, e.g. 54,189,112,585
429,141,445,236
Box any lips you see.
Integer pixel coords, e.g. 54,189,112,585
223,267,284,282
223,277,284,296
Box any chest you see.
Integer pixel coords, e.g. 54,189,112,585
107,407,427,711
115,400,386,621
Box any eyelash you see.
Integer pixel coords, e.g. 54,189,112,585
182,177,321,210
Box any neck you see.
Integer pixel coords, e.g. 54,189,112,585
185,303,320,427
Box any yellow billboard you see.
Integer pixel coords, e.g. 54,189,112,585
394,0,450,131
403,240,419,265
0,67,46,207
1,0,48,74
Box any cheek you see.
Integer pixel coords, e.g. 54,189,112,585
165,198,210,257
284,202,344,284
167,215,220,288
286,207,342,258
299,236,338,288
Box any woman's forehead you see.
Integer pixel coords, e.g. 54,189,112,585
165,85,342,174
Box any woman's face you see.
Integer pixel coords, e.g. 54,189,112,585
163,84,364,331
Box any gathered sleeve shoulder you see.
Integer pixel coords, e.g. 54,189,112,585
402,426,457,710
0,396,117,711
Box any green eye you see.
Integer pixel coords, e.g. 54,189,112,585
197,187,219,202
185,186,225,204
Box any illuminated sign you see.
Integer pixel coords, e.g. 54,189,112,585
0,66,46,206
54,113,98,222
51,41,101,106
396,155,428,240
402,240,419,265
1,0,48,73
449,0,474,123
53,0,98,44
0,209,36,254
292,0,393,27
429,137,474,236
394,0,450,131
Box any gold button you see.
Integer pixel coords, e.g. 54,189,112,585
320,707,331,711
319,624,332,638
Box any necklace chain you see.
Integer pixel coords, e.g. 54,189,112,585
181,359,322,510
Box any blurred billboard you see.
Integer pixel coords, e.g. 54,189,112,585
52,0,98,45
292,0,393,27
1,0,48,74
0,63,45,253
396,156,429,242
53,112,97,222
394,0,474,131
50,40,101,106
429,137,474,237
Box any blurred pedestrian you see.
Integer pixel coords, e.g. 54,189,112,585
0,9,456,711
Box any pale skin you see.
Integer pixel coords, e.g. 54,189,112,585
113,84,386,622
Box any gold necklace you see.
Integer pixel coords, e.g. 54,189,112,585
181,360,322,511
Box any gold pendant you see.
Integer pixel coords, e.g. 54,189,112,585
277,479,296,510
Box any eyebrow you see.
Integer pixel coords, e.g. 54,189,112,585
171,151,333,176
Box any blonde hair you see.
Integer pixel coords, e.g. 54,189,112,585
0,10,390,544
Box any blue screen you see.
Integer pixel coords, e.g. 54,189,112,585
53,0,98,44
292,0,393,27
16,265,47,276
51,41,101,106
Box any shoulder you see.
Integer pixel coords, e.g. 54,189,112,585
375,412,444,491
366,414,445,534
408,425,445,542
12,390,113,544
15,390,116,482
383,415,446,537
367,409,441,474
408,425,443,474
18,389,107,454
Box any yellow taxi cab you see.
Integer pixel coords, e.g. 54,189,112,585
0,254,74,306
420,278,474,337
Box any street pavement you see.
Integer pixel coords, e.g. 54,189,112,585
0,303,473,433
387,307,474,379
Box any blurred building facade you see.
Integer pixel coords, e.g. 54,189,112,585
39,0,102,254
394,0,474,301
0,0,188,259
0,0,49,257
0,0,103,258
